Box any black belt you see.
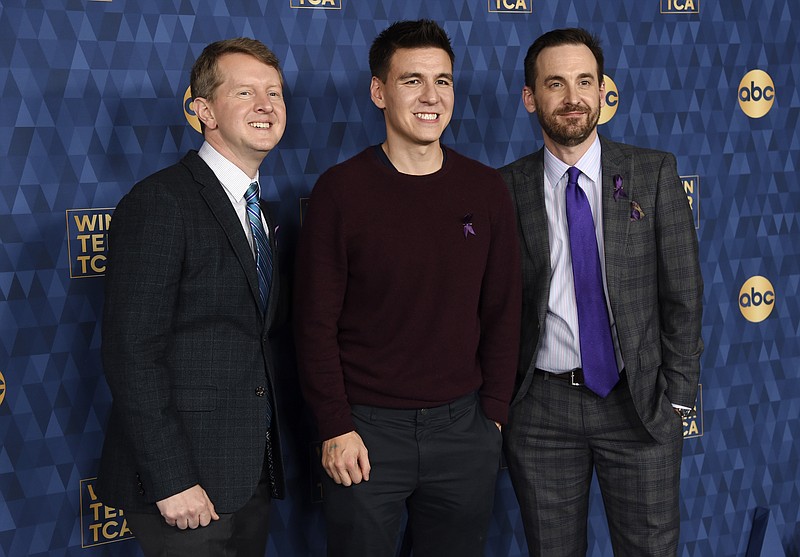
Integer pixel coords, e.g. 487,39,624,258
537,368,625,388
537,368,585,386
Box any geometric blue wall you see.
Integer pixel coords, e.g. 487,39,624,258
1,0,798,555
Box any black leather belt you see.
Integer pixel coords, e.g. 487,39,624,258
538,368,585,386
538,368,626,388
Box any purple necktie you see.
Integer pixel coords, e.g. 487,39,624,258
565,166,619,397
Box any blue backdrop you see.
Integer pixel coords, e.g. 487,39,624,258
1,0,798,555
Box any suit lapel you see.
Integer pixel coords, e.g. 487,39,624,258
600,137,634,309
181,153,262,315
512,149,551,323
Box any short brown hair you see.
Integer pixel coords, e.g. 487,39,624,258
190,37,283,101
524,28,604,90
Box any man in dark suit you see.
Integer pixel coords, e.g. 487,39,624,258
500,28,703,556
97,38,287,557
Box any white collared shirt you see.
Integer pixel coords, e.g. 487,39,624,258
198,142,268,256
535,136,624,374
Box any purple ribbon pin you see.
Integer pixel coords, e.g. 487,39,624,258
613,174,628,202
462,213,476,238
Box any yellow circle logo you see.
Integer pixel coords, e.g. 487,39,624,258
599,74,618,125
183,86,202,133
738,70,775,118
0,370,6,406
739,276,775,323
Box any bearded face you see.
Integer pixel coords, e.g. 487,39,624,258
535,101,601,148
523,43,605,151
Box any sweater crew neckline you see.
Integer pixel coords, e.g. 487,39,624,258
371,144,450,181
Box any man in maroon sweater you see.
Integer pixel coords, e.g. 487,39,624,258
294,20,521,557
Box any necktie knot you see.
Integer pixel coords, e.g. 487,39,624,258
246,181,259,203
567,166,581,187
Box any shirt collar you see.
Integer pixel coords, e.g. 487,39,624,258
198,142,260,201
543,135,602,188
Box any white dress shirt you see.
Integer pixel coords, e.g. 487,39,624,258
535,136,624,375
198,142,268,257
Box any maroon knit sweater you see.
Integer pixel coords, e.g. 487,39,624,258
293,146,521,441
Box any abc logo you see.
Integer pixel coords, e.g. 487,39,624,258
739,276,775,323
599,74,618,125
183,86,202,134
738,70,775,118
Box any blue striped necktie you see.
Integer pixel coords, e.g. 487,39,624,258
565,166,619,397
245,181,273,314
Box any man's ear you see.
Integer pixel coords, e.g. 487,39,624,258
599,79,606,109
522,86,537,114
370,76,386,110
193,97,218,130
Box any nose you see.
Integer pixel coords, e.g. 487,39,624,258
563,83,581,104
254,92,275,113
419,81,439,104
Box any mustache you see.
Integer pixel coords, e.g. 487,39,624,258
556,104,589,115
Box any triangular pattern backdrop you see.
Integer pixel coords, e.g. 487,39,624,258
0,0,798,556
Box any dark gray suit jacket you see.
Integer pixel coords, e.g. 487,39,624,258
500,136,703,443
97,150,285,513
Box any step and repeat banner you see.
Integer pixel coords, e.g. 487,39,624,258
1,0,798,555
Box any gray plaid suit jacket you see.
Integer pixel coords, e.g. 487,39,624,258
97,151,285,513
500,136,703,443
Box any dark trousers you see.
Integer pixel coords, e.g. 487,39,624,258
125,475,271,557
504,371,684,557
323,393,502,557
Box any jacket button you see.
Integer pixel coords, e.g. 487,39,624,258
255,386,266,397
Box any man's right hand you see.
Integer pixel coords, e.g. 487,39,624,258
321,430,371,487
156,484,220,529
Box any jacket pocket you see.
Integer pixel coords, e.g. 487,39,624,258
637,341,661,372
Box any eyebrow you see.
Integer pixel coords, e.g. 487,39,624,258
542,72,596,83
229,79,283,89
397,72,454,82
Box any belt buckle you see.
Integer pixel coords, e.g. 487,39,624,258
570,370,582,387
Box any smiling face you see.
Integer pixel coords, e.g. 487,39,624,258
370,47,454,152
523,43,605,152
193,52,286,177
